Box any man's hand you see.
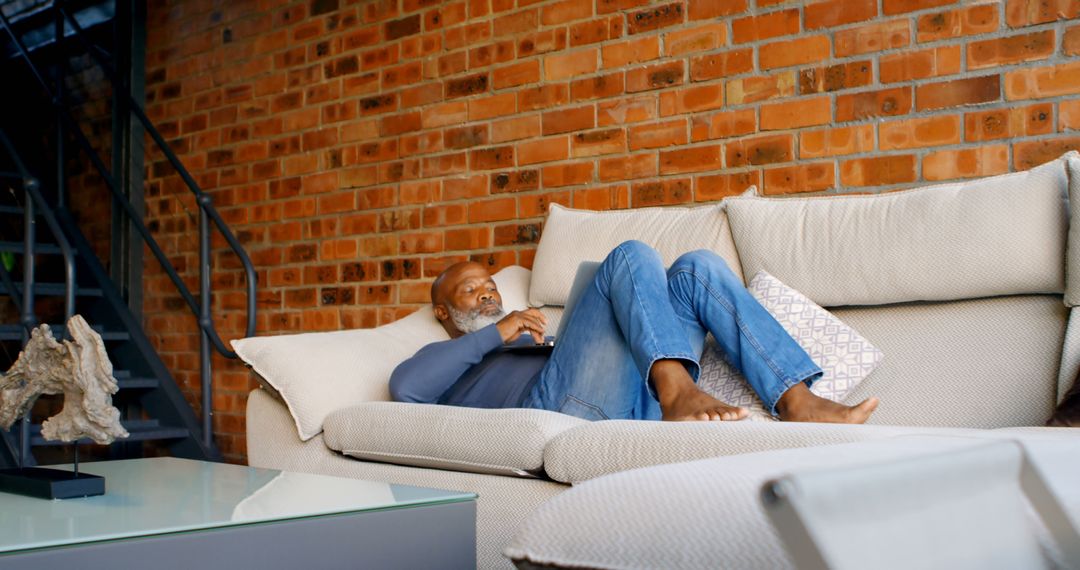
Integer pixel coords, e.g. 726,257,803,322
496,309,548,344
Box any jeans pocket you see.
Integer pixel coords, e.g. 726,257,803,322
559,395,610,421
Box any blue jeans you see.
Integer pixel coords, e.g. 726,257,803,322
521,240,822,420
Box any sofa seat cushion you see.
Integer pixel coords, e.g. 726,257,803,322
323,402,586,478
507,433,1080,570
541,420,965,484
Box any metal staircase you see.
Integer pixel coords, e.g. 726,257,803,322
0,0,257,468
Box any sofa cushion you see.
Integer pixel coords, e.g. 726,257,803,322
541,420,941,484
323,402,585,477
232,266,532,441
1066,153,1080,307
700,270,884,420
725,153,1072,307
508,434,1080,570
529,203,743,308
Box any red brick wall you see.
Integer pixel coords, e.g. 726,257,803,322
142,0,1080,462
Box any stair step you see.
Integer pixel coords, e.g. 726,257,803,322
0,324,129,342
0,241,75,255
0,282,103,297
29,420,189,447
116,376,159,390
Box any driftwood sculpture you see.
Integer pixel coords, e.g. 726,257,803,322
0,315,128,445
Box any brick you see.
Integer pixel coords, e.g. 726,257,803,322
879,115,961,150
572,128,626,157
879,46,961,83
444,125,489,149
836,87,912,121
493,60,540,89
1013,137,1080,170
695,171,759,201
660,145,722,174
469,92,516,120
1006,61,1080,100
686,0,747,20
923,146,1009,181
542,162,595,187
840,155,916,186
1061,99,1080,131
917,75,999,110
659,84,724,116
627,3,685,35
518,136,570,164
518,29,568,57
1005,0,1080,27
598,154,658,181
494,223,543,246
544,49,598,80
469,197,517,222
492,115,541,142
572,184,630,210
968,30,1054,70
386,14,421,39
442,175,488,201
726,134,793,167
835,19,911,56
602,36,661,68
726,72,796,105
799,60,872,94
965,103,1053,141
630,120,688,150
759,36,829,70
806,0,877,29
760,96,832,131
445,227,490,250
665,23,726,56
689,49,753,82
541,0,592,25
732,9,799,44
518,85,570,112
490,169,540,193
1066,25,1080,55
421,102,467,128
598,95,657,126
626,61,685,93
916,4,999,42
632,178,692,206
597,0,652,14
543,105,596,135
445,73,489,98
690,109,756,142
799,125,875,158
763,162,835,195
884,0,956,16
470,146,515,170
568,16,622,47
571,73,625,101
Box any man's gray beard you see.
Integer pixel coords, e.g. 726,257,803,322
448,303,506,334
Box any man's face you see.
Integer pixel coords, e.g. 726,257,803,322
434,263,506,336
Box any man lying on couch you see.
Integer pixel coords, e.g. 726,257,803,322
390,240,878,424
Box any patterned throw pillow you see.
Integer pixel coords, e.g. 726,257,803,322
697,270,885,421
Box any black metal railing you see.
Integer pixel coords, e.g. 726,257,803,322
0,0,258,453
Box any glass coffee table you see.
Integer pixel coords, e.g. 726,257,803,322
0,457,476,569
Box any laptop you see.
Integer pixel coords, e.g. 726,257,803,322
503,261,600,354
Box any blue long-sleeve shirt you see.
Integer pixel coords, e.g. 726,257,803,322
389,324,548,409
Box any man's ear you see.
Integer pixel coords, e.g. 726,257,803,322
433,304,449,322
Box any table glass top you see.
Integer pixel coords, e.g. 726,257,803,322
0,457,475,554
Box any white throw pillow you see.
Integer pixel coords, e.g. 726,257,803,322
232,266,533,441
698,271,885,421
529,203,744,307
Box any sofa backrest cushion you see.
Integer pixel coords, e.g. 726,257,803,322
832,294,1066,429
529,203,743,308
323,401,585,478
1066,154,1080,307
725,153,1073,307
232,265,532,441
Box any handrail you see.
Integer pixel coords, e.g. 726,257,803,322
0,4,257,358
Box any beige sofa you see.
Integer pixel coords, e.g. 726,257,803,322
239,152,1080,569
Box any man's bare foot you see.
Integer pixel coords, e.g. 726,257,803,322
651,360,749,422
777,383,878,424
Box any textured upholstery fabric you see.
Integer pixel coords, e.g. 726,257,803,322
323,402,585,477
541,420,958,484
1058,308,1080,406
1066,153,1080,306
700,271,884,420
506,434,1080,570
246,389,568,570
233,266,531,440
529,204,743,307
833,295,1066,428
726,154,1071,307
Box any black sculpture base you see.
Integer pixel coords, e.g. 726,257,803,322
0,467,105,499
